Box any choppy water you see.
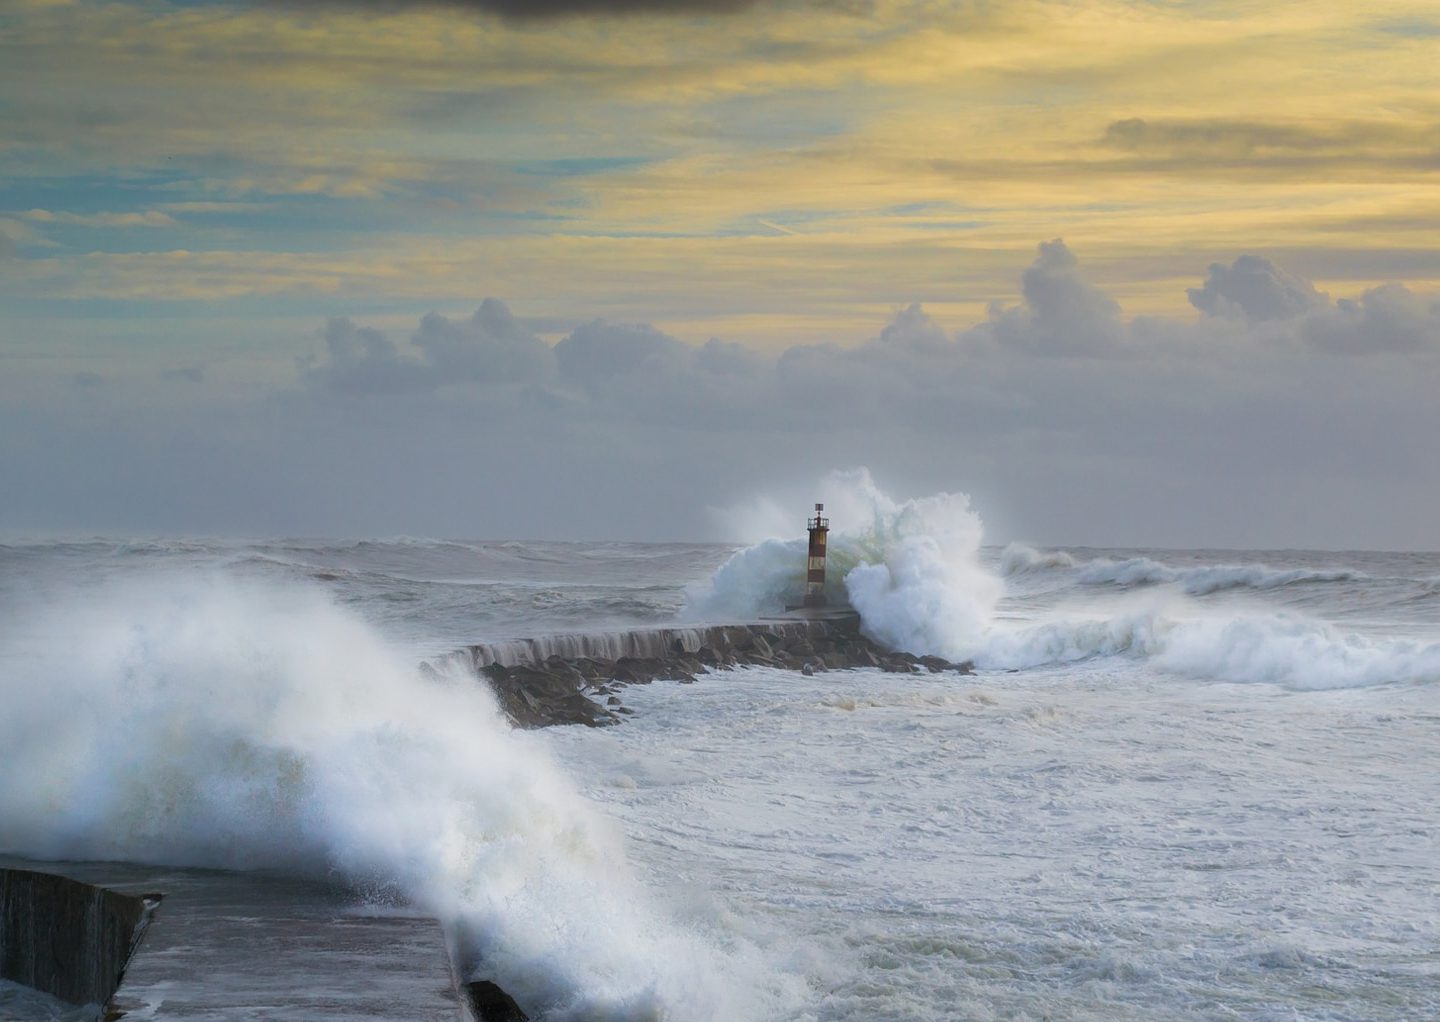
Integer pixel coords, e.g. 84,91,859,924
2,478,1437,1019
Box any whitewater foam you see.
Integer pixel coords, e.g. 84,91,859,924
0,573,806,1020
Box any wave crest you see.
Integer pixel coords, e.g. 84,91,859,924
1075,556,1367,596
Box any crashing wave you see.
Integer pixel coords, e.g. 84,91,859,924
0,574,804,1021
691,471,1436,690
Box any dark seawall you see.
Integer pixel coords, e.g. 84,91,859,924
442,612,974,729
0,867,157,1012
459,615,861,670
1,858,465,1020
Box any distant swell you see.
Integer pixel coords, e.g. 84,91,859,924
1000,543,1367,596
1074,557,1367,596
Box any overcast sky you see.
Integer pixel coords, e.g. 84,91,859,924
2,0,1437,549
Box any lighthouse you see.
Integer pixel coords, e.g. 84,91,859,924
804,502,829,607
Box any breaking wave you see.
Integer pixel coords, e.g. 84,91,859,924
998,543,1077,575
692,472,1440,690
685,468,1002,659
0,574,805,1021
1000,543,1367,596
978,603,1440,689
1073,557,1368,596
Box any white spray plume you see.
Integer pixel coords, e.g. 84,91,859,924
687,468,1003,660
688,471,1439,689
0,573,807,1021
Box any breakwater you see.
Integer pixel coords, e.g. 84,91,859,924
442,613,975,728
0,858,467,1021
0,867,157,1016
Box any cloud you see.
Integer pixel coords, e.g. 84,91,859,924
972,240,1125,356
299,242,1440,414
1303,283,1440,355
303,299,557,395
159,366,206,383
1187,255,1329,323
301,317,435,395
7,241,1440,547
553,320,686,388
22,209,177,228
412,298,553,385
364,0,763,14
1101,118,1432,158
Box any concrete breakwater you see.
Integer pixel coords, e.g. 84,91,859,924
0,867,157,1017
1,858,471,1021
442,614,976,729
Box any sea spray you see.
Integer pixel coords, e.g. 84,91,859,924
690,472,1440,690
687,468,1002,659
0,572,806,1020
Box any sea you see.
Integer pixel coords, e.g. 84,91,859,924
2,476,1438,1021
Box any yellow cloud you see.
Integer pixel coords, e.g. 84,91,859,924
3,0,1437,331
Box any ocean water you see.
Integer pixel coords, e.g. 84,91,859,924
2,476,1438,1020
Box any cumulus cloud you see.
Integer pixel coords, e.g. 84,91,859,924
300,240,1438,415
1303,283,1440,355
553,320,685,388
7,241,1439,546
1188,254,1329,322
301,317,434,395
302,300,553,394
413,298,553,385
977,239,1125,356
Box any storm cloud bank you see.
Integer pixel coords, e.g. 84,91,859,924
6,243,1439,548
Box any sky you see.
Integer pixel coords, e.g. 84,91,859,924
2,0,1438,548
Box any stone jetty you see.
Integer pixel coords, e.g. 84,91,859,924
438,612,975,729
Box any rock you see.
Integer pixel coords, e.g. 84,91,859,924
954,659,976,675
751,634,774,659
801,662,816,676
918,655,950,674
466,980,530,1022
606,696,622,706
611,657,654,684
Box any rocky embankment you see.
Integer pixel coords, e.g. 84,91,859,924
440,616,974,729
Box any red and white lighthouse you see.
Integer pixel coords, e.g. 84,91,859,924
804,503,829,607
